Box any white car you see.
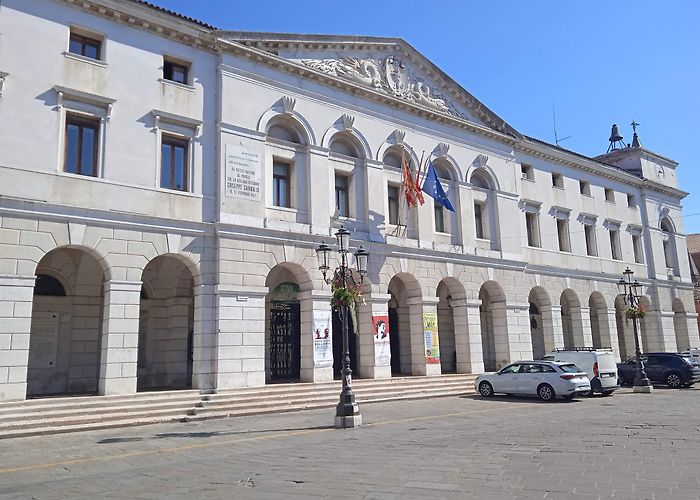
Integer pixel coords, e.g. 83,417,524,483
475,361,591,401
541,348,619,396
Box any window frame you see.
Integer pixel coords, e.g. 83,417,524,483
68,31,103,60
334,172,350,218
627,194,637,208
521,164,534,181
584,223,598,257
552,173,564,189
160,134,190,192
63,113,100,177
525,212,541,248
579,180,591,196
434,201,446,233
632,233,644,264
272,160,292,208
604,188,615,203
474,201,486,240
387,183,400,226
163,57,190,85
557,218,571,252
609,229,622,261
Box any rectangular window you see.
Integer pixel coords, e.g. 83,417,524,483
557,219,570,252
552,173,564,188
69,32,102,60
579,181,591,196
163,59,189,85
475,202,485,239
521,164,534,181
632,234,644,264
663,239,674,269
609,229,622,260
627,193,636,208
273,161,291,208
334,173,349,217
605,188,615,203
160,135,189,191
434,202,446,233
525,212,540,247
64,115,99,177
584,224,597,256
387,184,400,225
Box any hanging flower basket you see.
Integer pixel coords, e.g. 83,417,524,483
625,306,647,320
330,275,365,335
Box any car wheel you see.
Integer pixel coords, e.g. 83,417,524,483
666,373,683,389
537,384,555,402
479,381,494,398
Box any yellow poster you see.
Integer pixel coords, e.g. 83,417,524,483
423,312,440,364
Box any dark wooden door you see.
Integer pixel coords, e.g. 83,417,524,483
269,302,301,381
389,308,401,374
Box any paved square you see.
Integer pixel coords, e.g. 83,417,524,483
1,387,700,499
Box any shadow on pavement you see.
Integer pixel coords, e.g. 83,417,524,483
460,394,581,404
97,425,333,445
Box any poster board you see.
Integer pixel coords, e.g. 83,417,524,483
423,312,440,364
372,313,391,366
313,310,333,368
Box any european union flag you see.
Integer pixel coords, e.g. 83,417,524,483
421,161,455,212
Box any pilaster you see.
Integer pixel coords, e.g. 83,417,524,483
0,275,35,401
454,299,484,374
298,289,333,383
406,296,441,376
356,293,392,379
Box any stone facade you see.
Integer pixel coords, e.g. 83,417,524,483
0,0,697,402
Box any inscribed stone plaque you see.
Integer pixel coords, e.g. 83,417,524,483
225,143,261,201
30,312,60,367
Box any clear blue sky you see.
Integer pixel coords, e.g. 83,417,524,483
151,0,700,233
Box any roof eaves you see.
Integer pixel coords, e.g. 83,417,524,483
127,0,217,30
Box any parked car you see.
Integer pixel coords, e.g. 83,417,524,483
475,361,591,401
617,353,700,388
541,348,619,396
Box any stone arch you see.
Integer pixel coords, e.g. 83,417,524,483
377,142,420,169
436,277,466,373
660,216,679,275
322,127,372,160
258,107,316,146
467,166,501,192
588,291,610,349
138,254,196,391
28,246,108,397
432,155,461,182
672,298,691,352
387,272,422,376
528,286,554,359
479,280,508,371
560,289,583,349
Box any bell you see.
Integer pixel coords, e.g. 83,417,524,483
609,124,624,142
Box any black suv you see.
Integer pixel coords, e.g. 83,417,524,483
617,353,700,388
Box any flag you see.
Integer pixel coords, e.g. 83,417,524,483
421,161,455,212
402,157,418,208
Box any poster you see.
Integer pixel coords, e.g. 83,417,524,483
313,310,333,368
225,143,261,201
372,313,391,366
423,312,440,364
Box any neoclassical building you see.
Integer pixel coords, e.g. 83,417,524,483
0,0,697,402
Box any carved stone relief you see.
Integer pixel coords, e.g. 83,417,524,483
301,56,467,119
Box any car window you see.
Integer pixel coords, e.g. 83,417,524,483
519,364,541,374
559,364,580,373
646,355,662,365
540,364,556,373
499,364,520,374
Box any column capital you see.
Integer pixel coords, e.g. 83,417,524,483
103,280,142,293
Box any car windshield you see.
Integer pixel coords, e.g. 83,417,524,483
559,364,581,373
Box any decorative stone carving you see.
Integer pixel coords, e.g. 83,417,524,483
390,129,406,145
473,154,489,168
280,96,296,114
434,142,450,157
340,113,354,131
301,56,466,119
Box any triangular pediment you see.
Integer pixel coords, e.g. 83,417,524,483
218,32,520,138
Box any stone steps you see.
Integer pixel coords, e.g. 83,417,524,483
0,374,477,439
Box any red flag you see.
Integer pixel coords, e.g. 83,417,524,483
402,158,417,208
414,152,426,206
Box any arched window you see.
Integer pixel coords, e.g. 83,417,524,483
383,149,404,169
34,274,66,296
661,217,678,275
329,134,360,158
268,123,302,144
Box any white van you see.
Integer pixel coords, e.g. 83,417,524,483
541,348,619,396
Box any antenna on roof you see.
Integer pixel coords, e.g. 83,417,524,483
552,105,571,147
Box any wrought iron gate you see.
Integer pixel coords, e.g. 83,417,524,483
269,302,301,381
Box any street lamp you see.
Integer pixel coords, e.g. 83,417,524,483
617,267,653,393
316,226,369,428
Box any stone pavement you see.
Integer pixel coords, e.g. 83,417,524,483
1,386,700,499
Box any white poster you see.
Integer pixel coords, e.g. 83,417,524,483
225,143,261,201
372,313,391,366
313,310,333,368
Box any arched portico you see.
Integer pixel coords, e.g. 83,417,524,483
672,298,690,352
479,281,508,371
528,286,555,359
560,289,584,349
387,273,425,376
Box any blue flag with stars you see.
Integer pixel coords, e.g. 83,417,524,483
421,161,455,212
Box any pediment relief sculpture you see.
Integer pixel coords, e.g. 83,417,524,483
301,56,467,119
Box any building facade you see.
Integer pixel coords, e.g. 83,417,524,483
0,0,697,402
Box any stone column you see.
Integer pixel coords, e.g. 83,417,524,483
215,285,267,389
454,299,484,374
539,304,560,352
503,302,531,366
600,308,621,360
299,289,333,383
356,293,392,379
578,306,593,347
405,296,441,376
191,284,216,390
99,280,141,395
686,313,700,348
658,311,678,352
0,275,35,401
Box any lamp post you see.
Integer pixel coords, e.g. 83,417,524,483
617,267,653,393
316,226,369,428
